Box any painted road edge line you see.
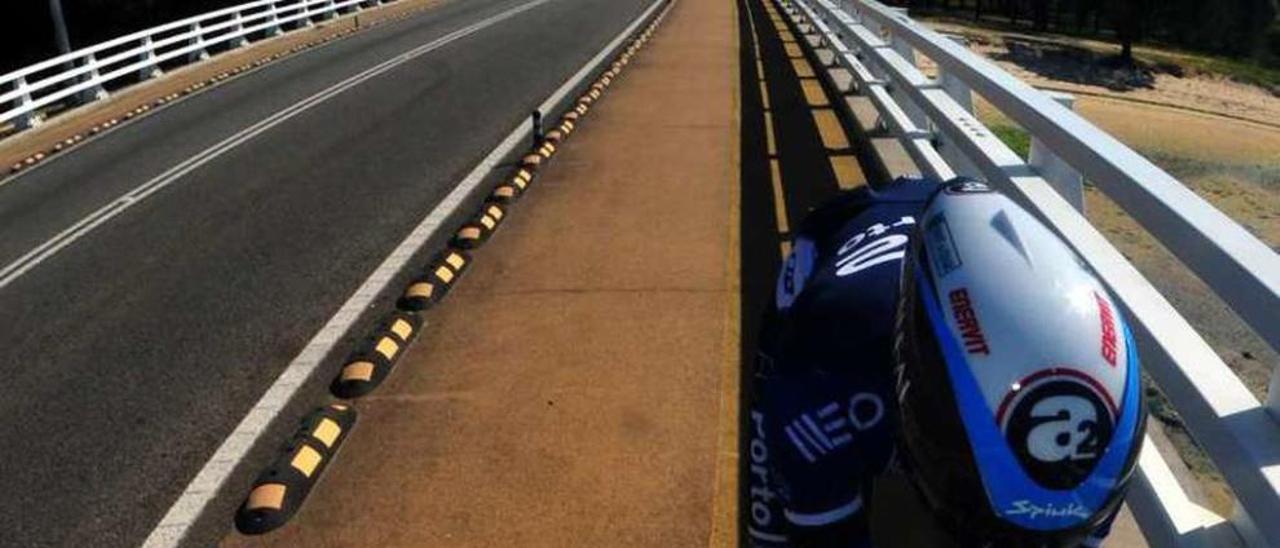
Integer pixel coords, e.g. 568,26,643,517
0,0,555,292
140,0,670,544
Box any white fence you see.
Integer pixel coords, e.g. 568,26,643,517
1,0,393,132
778,0,1280,546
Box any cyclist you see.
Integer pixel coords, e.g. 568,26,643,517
745,177,1145,547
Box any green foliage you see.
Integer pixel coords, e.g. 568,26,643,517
989,123,1031,158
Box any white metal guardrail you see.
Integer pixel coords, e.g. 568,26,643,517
1,0,393,132
778,0,1280,546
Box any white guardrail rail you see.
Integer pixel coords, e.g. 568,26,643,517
777,0,1280,546
1,0,393,131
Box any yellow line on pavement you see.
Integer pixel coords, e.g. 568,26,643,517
765,116,777,156
709,2,743,534
769,159,789,234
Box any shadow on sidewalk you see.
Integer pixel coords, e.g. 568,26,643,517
734,0,878,544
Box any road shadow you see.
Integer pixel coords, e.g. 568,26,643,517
734,0,864,543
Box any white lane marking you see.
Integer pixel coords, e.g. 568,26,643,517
0,0,554,292
141,0,669,545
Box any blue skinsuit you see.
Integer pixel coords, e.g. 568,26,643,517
745,179,1114,547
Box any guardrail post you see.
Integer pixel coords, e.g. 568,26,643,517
230,12,250,48
11,77,45,130
884,8,930,133
1230,504,1266,548
188,22,210,63
266,2,284,36
138,36,164,80
79,53,109,104
1028,91,1085,212
933,34,981,179
298,0,317,29
1269,367,1280,420
937,35,973,113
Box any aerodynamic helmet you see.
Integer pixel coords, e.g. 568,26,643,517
893,179,1145,546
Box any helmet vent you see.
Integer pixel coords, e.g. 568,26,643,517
990,210,1033,268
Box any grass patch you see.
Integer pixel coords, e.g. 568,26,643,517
989,123,1031,158
1143,49,1280,90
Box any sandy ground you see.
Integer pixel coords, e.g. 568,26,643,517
925,20,1280,129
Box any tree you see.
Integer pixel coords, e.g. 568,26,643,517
1113,0,1146,63
1031,0,1052,31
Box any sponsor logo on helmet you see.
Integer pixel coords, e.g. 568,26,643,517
1095,292,1118,367
948,288,990,356
924,214,962,278
942,179,993,195
998,370,1117,489
834,216,916,278
1004,499,1092,520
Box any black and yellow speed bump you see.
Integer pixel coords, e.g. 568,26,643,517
520,153,544,170
512,168,534,191
451,203,507,250
397,249,472,311
489,183,521,204
331,312,425,399
559,111,580,136
235,403,356,535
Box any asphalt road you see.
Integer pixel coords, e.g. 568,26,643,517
0,0,650,544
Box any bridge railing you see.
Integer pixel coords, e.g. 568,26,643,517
779,0,1280,546
0,0,391,132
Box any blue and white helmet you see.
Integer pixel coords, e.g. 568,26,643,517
893,179,1145,546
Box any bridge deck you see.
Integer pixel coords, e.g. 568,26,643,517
223,0,740,543
222,0,1148,545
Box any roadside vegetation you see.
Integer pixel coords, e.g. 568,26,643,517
905,0,1280,90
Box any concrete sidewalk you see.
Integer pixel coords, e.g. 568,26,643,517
223,0,741,544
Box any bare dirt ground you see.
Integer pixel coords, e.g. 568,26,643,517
939,22,1280,517
925,19,1280,129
